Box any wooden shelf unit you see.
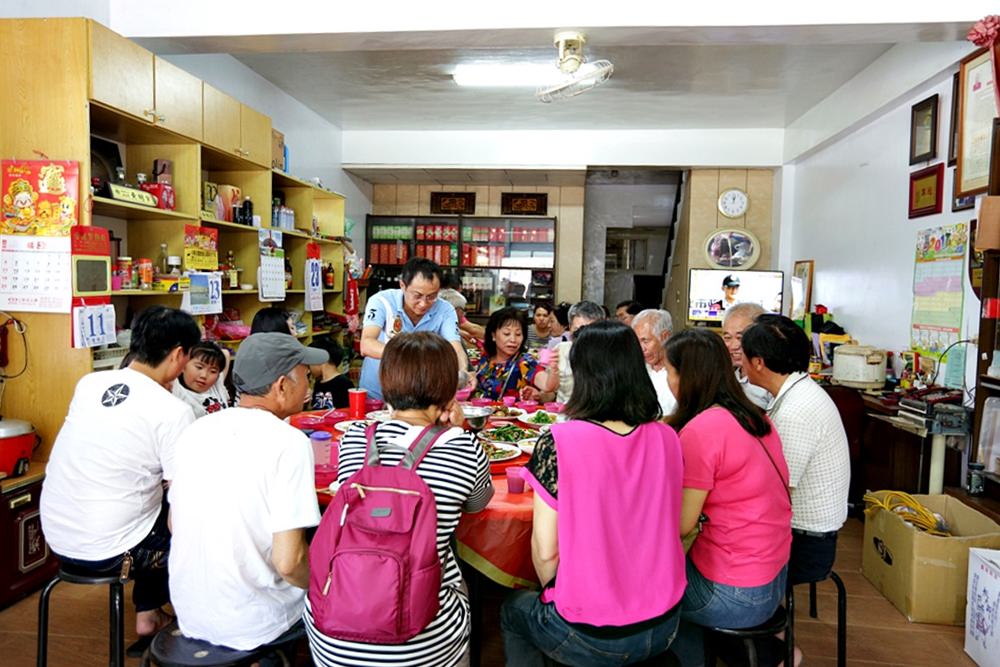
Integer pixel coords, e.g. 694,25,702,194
0,17,347,461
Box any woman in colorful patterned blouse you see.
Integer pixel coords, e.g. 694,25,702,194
474,307,558,400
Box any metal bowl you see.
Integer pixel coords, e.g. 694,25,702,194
462,404,493,430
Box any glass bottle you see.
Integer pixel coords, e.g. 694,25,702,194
156,243,169,278
241,196,253,226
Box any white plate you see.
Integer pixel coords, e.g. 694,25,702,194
518,410,558,429
517,438,539,456
334,419,375,433
482,441,522,463
366,409,392,422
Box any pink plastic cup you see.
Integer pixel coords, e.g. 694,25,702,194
502,396,517,407
470,397,492,407
516,400,539,413
544,402,564,413
455,387,473,402
538,347,555,367
506,466,526,493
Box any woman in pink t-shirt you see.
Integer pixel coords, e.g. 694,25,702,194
501,320,687,666
664,327,792,666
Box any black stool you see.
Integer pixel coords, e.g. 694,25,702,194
149,621,302,667
807,570,846,667
703,584,795,667
37,566,126,667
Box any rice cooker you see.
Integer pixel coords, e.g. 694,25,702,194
0,418,36,480
832,345,886,390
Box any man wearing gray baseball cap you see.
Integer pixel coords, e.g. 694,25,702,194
166,333,328,656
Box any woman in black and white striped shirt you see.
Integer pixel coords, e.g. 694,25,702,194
305,332,493,667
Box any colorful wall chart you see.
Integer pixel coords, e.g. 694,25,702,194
911,223,967,359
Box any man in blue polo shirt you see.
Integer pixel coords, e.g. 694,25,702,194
360,257,466,400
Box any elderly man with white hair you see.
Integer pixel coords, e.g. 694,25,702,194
631,309,676,416
551,300,605,403
721,302,771,408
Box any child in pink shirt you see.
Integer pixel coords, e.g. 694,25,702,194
664,327,792,666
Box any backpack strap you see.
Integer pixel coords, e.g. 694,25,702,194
400,424,450,471
364,422,381,467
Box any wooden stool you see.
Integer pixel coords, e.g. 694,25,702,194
37,566,126,667
807,570,847,667
703,584,795,667
149,621,302,667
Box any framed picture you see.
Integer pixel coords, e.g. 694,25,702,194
501,192,548,216
910,93,939,164
948,73,960,166
790,260,814,320
430,192,475,215
703,228,760,269
909,163,944,218
953,168,976,211
957,48,999,197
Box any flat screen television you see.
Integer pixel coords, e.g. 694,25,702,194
688,268,784,326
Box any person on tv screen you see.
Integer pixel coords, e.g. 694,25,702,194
711,274,741,311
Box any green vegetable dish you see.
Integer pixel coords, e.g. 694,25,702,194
481,424,533,442
528,411,555,424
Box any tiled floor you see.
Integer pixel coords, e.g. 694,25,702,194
0,518,978,666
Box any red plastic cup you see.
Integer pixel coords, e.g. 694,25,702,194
348,388,367,419
506,466,526,493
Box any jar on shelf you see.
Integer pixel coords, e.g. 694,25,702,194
137,258,154,290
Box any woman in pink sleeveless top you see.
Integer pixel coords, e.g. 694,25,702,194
501,320,687,666
664,328,792,666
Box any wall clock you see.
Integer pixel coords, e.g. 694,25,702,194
718,188,749,218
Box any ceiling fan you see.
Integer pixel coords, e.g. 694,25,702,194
536,31,614,103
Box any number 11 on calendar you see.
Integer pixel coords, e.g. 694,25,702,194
73,304,117,348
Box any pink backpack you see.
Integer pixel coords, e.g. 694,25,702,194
309,423,447,644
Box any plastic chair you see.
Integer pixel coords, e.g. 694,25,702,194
703,583,795,667
149,621,302,667
37,566,126,667
807,570,847,667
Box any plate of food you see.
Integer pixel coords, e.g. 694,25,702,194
518,410,558,429
479,423,536,444
366,409,393,422
490,405,527,419
517,437,539,456
481,441,522,463
334,419,376,433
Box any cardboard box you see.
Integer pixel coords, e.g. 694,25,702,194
862,493,1000,625
272,129,285,170
965,548,1000,666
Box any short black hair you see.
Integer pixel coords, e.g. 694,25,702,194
189,340,226,370
250,307,291,334
740,314,811,374
483,307,528,358
616,300,643,315
533,301,553,316
401,257,442,286
552,302,571,328
565,320,660,424
441,270,462,291
309,336,345,367
665,327,770,438
128,306,201,366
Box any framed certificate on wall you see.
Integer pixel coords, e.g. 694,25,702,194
956,48,999,197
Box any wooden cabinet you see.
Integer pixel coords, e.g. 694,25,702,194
203,84,271,167
153,57,203,139
89,22,203,139
89,21,154,122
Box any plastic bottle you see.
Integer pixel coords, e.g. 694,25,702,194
310,431,333,467
156,242,169,278
138,258,153,290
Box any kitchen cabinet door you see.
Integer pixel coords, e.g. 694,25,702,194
153,56,203,140
89,21,154,122
240,104,272,168
202,83,241,156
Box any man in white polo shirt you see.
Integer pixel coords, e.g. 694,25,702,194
741,314,851,585
41,305,200,645
360,257,466,401
631,309,677,417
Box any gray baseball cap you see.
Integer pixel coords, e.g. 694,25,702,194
232,332,328,394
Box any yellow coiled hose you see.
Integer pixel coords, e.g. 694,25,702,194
863,490,951,537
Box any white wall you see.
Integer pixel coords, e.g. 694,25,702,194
1,0,109,21
786,70,980,388
343,129,785,169
164,54,372,245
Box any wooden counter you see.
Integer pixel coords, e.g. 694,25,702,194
0,461,45,495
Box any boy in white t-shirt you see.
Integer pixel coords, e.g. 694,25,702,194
171,341,231,417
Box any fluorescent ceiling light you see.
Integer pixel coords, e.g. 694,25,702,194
453,63,564,87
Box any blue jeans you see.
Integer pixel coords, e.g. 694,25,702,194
501,590,680,667
671,558,787,667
